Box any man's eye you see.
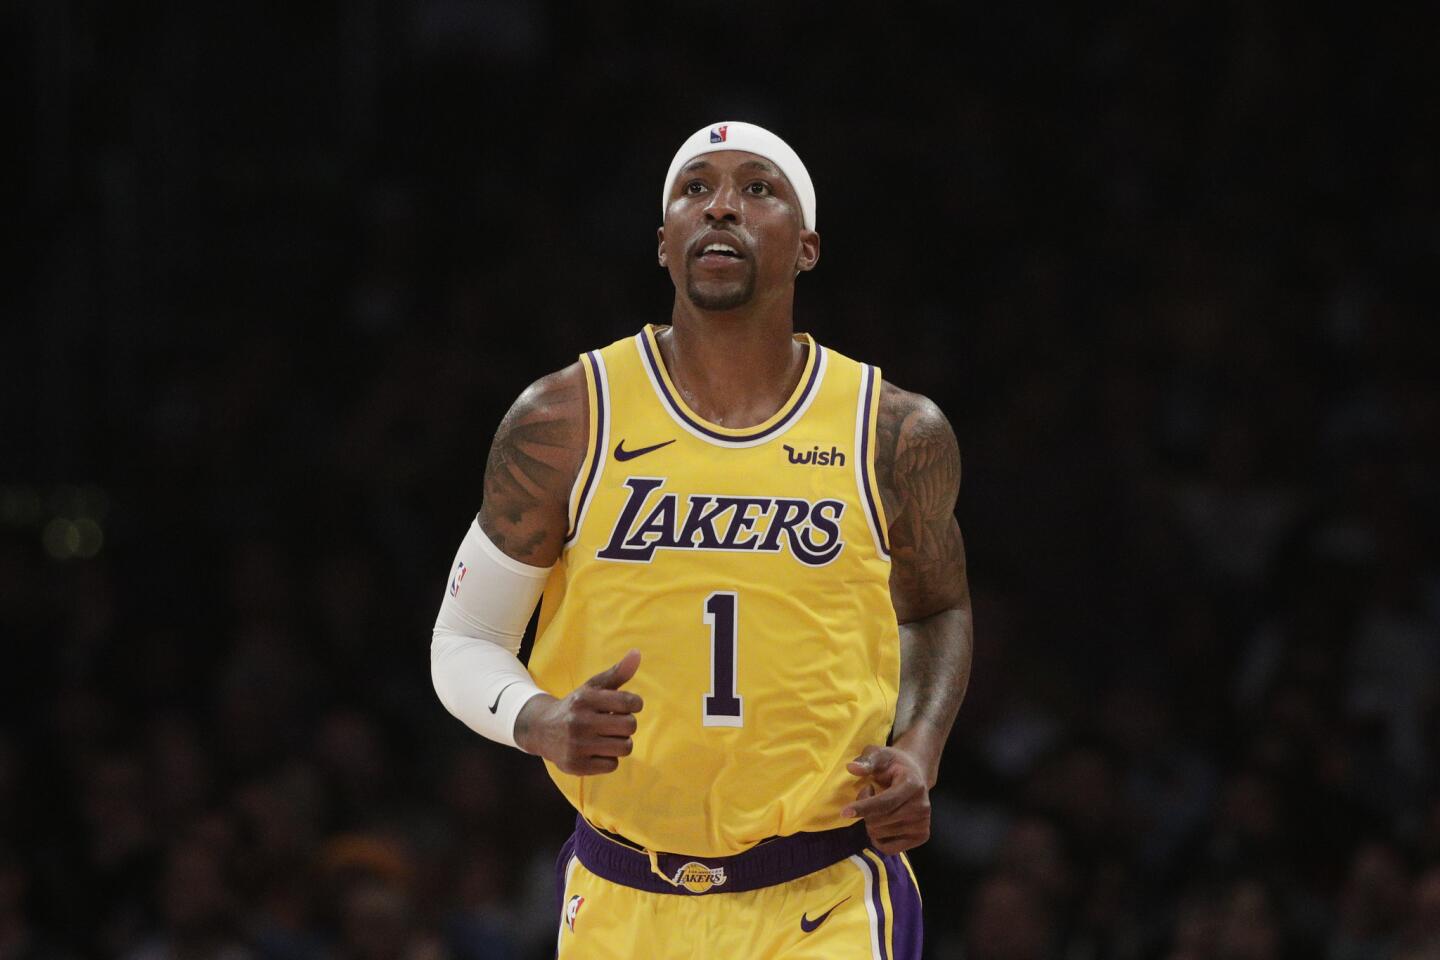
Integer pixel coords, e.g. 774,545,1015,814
746,182,771,195
684,180,707,195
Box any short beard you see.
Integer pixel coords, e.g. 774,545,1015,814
685,268,756,311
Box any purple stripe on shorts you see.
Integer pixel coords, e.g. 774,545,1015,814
864,850,890,960
553,832,577,921
877,850,923,960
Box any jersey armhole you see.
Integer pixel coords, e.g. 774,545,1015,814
854,364,892,560
564,350,610,545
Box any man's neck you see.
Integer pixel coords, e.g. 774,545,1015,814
661,294,807,429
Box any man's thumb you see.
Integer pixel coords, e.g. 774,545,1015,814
847,745,891,776
588,649,641,689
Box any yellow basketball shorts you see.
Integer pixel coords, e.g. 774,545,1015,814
552,817,923,959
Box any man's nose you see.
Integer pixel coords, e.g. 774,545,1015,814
704,180,741,222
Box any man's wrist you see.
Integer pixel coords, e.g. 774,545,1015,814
514,692,559,755
891,723,945,788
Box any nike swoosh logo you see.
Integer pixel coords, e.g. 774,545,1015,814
614,438,676,461
800,897,849,933
488,681,523,714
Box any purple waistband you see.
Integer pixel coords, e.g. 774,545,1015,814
570,815,869,895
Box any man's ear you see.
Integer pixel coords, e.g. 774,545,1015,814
796,229,821,273
657,226,667,268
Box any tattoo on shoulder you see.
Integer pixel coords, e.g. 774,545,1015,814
478,363,588,565
876,383,960,523
876,381,967,619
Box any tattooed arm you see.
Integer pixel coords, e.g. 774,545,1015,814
844,382,973,853
477,363,589,566
474,365,646,772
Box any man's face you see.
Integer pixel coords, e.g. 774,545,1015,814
658,150,819,311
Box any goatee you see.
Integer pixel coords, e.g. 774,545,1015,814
686,273,755,311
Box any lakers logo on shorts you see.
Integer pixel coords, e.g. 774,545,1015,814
673,861,727,893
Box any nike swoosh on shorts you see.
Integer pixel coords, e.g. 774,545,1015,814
800,896,850,933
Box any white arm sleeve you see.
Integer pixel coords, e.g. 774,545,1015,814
430,519,552,750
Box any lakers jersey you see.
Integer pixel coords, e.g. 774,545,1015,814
530,324,898,858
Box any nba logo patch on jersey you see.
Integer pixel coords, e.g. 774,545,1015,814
565,894,584,931
449,561,467,597
710,125,728,143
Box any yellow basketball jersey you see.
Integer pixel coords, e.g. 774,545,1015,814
530,324,898,857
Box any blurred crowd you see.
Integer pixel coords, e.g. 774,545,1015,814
5,1,1438,958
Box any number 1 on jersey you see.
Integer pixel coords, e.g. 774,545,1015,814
702,592,743,727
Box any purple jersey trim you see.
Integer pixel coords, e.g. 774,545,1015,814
638,331,825,444
858,365,891,558
567,815,868,895
565,351,606,543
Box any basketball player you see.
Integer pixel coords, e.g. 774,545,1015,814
431,122,972,959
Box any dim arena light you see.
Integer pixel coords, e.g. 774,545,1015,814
37,482,109,560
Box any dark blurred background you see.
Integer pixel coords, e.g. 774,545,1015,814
5,2,1439,958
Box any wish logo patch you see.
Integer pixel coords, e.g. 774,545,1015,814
783,444,846,467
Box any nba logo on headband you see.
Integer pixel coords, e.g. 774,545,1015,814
665,121,816,229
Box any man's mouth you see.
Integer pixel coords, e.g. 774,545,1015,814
695,240,746,266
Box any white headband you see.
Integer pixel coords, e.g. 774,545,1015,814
661,122,816,230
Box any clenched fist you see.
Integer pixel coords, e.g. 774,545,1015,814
515,650,644,775
844,744,932,854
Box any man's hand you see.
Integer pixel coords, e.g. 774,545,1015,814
514,650,643,775
844,744,931,854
